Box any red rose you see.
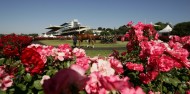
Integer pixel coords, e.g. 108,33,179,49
3,45,19,58
21,48,44,75
139,71,158,84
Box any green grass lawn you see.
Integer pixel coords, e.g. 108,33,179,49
36,40,127,57
37,40,127,47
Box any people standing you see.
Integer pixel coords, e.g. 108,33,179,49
72,34,77,48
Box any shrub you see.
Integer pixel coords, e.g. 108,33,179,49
171,21,190,36
100,35,117,43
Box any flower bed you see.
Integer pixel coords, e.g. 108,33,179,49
0,22,190,94
0,34,32,58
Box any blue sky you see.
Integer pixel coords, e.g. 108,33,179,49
0,0,190,34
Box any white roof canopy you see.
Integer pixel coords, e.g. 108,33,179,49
159,25,172,33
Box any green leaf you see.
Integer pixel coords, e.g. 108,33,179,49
79,90,86,94
26,89,34,94
178,87,185,94
8,88,15,94
181,83,188,89
5,58,12,65
29,85,34,89
173,77,181,83
17,84,26,91
33,80,42,90
0,58,5,65
62,61,72,68
18,66,25,75
46,69,57,76
67,62,71,67
147,83,152,87
38,91,44,94
37,75,42,79
46,70,52,76
59,65,64,69
163,86,167,93
167,91,173,94
48,66,53,70
24,73,32,82
128,72,137,79
166,73,172,77
162,76,170,84
0,90,6,94
170,77,181,87
182,76,189,81
52,69,58,75
14,60,21,66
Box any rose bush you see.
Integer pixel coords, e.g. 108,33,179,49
111,22,190,94
0,34,32,58
0,22,190,94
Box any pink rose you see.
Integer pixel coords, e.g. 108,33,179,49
126,62,144,72
0,66,13,91
72,48,86,58
76,57,90,71
109,57,124,74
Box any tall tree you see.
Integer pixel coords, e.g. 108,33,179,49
98,27,103,30
117,25,129,35
154,22,168,31
171,21,190,36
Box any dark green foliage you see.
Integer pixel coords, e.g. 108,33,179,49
154,22,169,31
100,35,117,43
171,21,190,36
117,25,129,35
85,30,93,34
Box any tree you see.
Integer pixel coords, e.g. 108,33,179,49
171,21,190,36
85,30,93,34
98,27,103,30
28,33,39,37
106,28,116,35
154,22,168,31
100,31,110,36
0,34,5,38
117,25,129,35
